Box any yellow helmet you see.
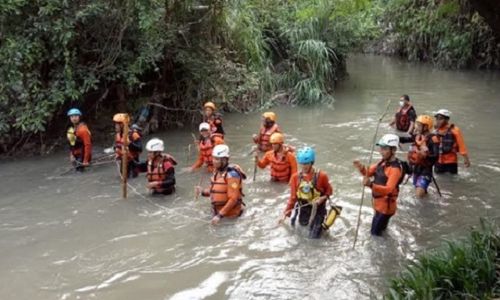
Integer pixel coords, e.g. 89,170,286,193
416,115,433,129
262,112,276,122
204,101,216,111
270,132,284,144
113,113,129,123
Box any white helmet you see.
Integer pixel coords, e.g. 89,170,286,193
434,109,451,118
212,144,230,158
146,138,164,152
376,134,399,148
199,122,211,132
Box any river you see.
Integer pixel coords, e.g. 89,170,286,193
1,54,500,299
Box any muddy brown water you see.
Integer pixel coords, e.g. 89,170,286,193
1,54,500,299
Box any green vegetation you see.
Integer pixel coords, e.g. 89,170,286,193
371,0,500,69
0,0,374,154
0,0,499,155
386,220,500,299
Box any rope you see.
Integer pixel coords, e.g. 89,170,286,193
114,161,211,224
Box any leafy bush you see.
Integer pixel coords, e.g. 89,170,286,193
387,220,500,299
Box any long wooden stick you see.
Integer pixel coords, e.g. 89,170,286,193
352,99,392,249
122,118,130,199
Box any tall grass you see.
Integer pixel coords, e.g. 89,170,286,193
387,220,500,299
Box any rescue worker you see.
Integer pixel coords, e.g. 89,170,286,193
137,138,177,195
253,112,281,152
190,122,224,172
353,134,406,236
400,115,440,198
255,132,297,183
195,145,246,225
389,94,417,135
278,147,333,239
433,109,470,174
203,101,224,139
113,113,143,178
66,108,92,171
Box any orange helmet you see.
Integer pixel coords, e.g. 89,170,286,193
270,132,284,144
416,115,433,129
262,112,276,122
204,101,216,111
113,113,129,123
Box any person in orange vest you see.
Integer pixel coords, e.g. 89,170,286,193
203,101,224,139
190,122,224,172
353,134,407,236
66,108,92,172
400,115,440,198
389,94,417,135
253,112,281,152
278,147,333,239
113,113,143,178
433,109,470,174
195,145,246,225
255,132,297,183
137,138,177,195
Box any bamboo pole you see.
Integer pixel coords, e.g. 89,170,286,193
122,115,130,199
352,99,392,249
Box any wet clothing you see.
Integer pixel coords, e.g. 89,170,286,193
138,154,177,195
201,165,246,218
371,212,392,236
285,169,333,239
433,124,468,174
204,114,224,137
115,129,142,178
115,130,142,161
395,104,417,132
67,122,92,170
256,146,297,183
434,163,458,174
359,158,404,235
191,135,224,172
413,174,432,192
360,159,404,215
254,123,281,152
400,133,439,190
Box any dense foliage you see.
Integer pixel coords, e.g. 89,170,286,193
0,0,498,155
371,0,500,69
387,220,500,299
0,0,371,154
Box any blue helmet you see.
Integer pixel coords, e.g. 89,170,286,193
296,147,315,164
67,108,82,116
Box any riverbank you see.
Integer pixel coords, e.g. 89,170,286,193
387,220,500,299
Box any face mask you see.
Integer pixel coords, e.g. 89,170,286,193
399,101,404,107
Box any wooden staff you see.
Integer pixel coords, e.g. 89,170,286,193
122,115,130,199
352,99,392,249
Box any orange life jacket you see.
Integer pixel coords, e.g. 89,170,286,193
147,154,176,192
199,137,215,168
372,159,406,215
258,123,279,152
407,134,427,165
407,134,439,166
115,130,141,160
204,114,224,136
395,105,413,132
68,123,91,160
210,164,247,217
270,146,295,182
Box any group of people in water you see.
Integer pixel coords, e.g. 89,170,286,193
64,94,470,238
